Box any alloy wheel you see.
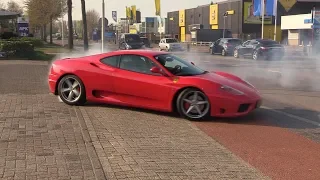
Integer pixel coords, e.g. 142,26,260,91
60,77,82,103
234,49,238,58
180,90,210,119
253,51,258,60
222,49,226,56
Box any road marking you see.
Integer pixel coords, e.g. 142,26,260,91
268,70,282,74
262,106,320,127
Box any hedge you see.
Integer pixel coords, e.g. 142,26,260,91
0,41,34,57
8,37,44,47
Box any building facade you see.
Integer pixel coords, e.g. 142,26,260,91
167,0,320,43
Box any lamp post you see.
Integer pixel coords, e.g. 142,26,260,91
101,0,105,52
223,12,228,38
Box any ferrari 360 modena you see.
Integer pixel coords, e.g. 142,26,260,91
48,50,262,120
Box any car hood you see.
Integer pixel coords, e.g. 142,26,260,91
196,72,258,95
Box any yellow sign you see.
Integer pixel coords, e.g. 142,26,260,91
243,2,271,24
179,9,185,27
131,5,136,21
180,27,185,42
169,17,173,21
154,0,161,16
279,0,296,12
226,10,234,15
209,4,218,25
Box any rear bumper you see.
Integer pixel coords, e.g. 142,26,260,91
48,74,58,95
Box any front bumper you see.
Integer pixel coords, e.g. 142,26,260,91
208,94,262,118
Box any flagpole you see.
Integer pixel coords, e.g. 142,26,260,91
261,0,265,39
274,0,278,41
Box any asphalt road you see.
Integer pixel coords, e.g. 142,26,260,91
1,42,320,179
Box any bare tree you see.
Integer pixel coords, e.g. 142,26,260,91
86,9,100,41
81,0,88,51
0,2,5,9
7,0,23,14
67,0,73,49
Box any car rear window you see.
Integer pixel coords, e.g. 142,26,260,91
125,35,141,42
166,39,178,43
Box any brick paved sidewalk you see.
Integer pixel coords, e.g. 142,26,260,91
80,106,269,180
0,62,105,180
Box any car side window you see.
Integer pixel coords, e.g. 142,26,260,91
249,40,258,45
243,40,250,46
119,55,157,75
100,55,120,68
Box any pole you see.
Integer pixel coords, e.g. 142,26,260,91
61,18,64,46
273,0,278,41
159,17,162,40
261,0,265,39
223,16,226,38
101,0,105,52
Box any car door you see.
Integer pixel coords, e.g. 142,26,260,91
217,39,226,53
239,40,251,55
247,40,259,55
159,39,165,49
112,54,173,110
212,39,221,53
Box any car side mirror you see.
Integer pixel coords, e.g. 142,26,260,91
190,62,195,65
150,66,165,75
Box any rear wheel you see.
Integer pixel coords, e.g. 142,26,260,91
252,50,259,60
57,75,86,106
176,88,210,120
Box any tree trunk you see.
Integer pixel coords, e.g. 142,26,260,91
43,24,47,42
67,0,73,49
81,0,89,51
49,16,53,44
40,26,44,40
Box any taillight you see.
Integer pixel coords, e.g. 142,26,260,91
226,43,231,47
260,46,267,50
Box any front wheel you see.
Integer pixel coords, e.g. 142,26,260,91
252,50,259,60
234,49,239,58
176,88,210,120
221,49,226,56
57,75,86,106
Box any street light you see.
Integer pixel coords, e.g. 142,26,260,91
101,0,105,52
223,12,228,38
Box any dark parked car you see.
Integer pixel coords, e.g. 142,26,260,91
140,37,151,48
210,38,242,56
233,39,285,60
119,33,143,50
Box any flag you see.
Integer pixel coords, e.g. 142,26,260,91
155,0,161,16
126,7,131,19
112,11,117,22
273,0,278,16
253,0,262,16
254,0,276,16
265,0,276,16
131,5,136,22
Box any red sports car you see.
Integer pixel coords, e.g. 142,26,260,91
48,50,262,120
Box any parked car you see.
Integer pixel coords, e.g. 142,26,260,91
233,39,285,60
119,33,144,50
159,38,183,51
210,38,242,56
140,37,151,48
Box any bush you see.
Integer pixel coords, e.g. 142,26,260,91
0,32,19,39
9,37,44,47
0,41,35,57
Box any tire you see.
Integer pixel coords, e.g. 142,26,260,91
221,49,226,56
57,75,86,106
252,50,259,60
234,49,239,58
166,46,169,52
176,88,210,120
211,48,215,55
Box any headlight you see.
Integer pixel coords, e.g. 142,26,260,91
126,44,131,48
220,85,244,95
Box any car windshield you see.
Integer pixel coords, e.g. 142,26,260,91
125,35,141,42
166,39,178,43
154,54,207,76
227,39,242,44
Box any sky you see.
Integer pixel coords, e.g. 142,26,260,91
2,0,218,23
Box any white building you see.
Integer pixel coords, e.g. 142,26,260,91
281,13,313,46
